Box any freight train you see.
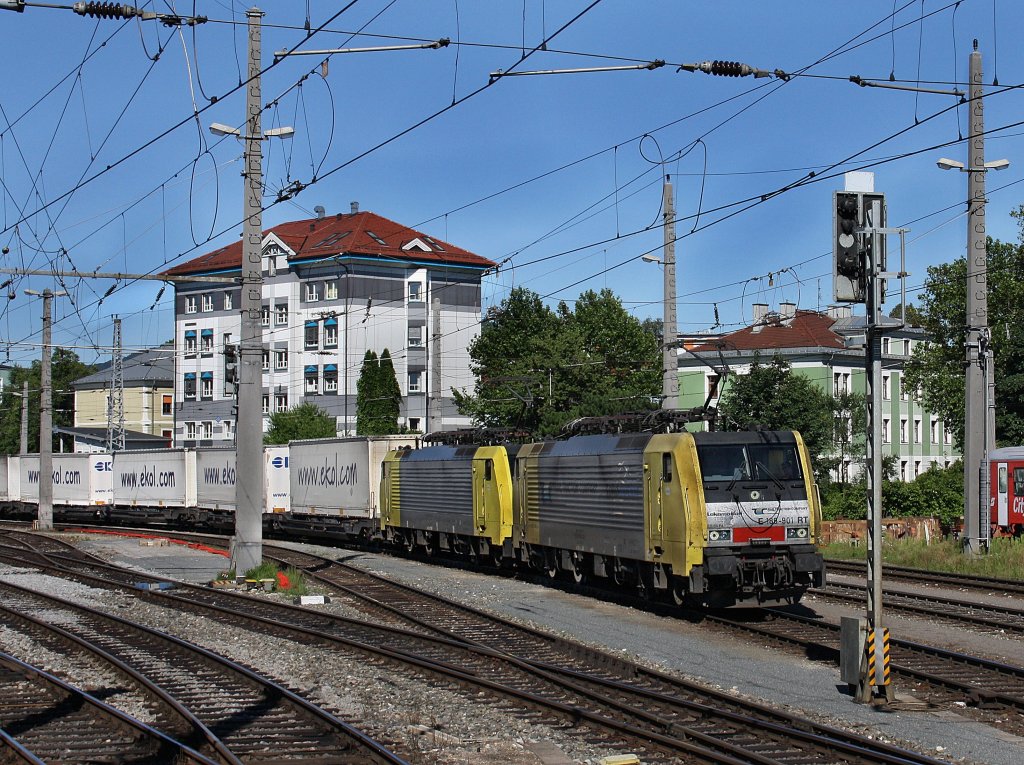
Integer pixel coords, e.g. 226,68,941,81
0,429,825,606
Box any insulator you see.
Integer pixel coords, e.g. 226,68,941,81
712,60,745,77
73,2,142,20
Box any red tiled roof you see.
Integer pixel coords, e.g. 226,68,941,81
161,210,494,276
691,309,846,352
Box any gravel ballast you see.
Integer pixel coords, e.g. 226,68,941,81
7,532,1024,764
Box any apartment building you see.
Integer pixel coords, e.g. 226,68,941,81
161,205,494,445
677,302,959,481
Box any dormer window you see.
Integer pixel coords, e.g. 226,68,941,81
266,255,277,276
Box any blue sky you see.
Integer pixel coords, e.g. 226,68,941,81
2,0,1022,367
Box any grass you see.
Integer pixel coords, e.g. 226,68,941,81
240,561,311,595
822,537,1024,580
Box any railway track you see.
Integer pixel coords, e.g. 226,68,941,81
0,650,218,764
0,529,956,765
706,607,1024,715
0,560,409,763
825,558,1024,597
814,580,1024,635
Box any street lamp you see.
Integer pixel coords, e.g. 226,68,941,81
936,149,1010,554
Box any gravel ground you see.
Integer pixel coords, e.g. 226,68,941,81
6,531,1024,765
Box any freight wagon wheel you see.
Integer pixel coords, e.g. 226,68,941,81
422,533,436,557
403,533,416,553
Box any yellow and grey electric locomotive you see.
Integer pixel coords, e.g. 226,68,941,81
381,429,824,606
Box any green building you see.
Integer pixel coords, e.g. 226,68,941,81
678,303,959,482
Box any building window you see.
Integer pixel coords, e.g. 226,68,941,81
900,460,908,481
262,395,270,414
707,374,721,400
943,425,951,445
305,282,320,302
201,421,213,440
882,337,891,354
408,325,423,347
275,393,288,412
261,350,270,370
305,372,319,394
323,323,338,348
833,372,850,396
162,395,172,416
223,292,233,310
900,418,908,444
930,419,939,444
408,371,421,393
184,375,196,399
275,350,288,370
275,303,289,325
224,420,233,440
185,295,197,314
408,417,420,432
904,339,913,355
409,282,423,302
201,377,213,399
201,294,213,312
882,374,890,400
261,306,271,327
185,421,196,440
324,370,338,392
201,331,213,353
882,418,890,444
913,418,922,444
184,334,197,355
305,322,319,350
899,376,908,401
325,281,338,300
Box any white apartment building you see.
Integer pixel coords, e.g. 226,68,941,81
162,205,493,446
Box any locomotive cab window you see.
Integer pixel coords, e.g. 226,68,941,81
484,459,493,481
662,453,672,481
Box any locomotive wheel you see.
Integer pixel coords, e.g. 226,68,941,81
569,553,585,584
403,533,415,554
422,534,435,557
545,552,559,579
671,583,687,606
489,545,503,569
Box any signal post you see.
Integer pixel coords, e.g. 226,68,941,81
834,174,907,704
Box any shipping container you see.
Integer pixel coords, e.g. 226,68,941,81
111,449,196,511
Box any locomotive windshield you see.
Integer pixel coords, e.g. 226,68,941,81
697,443,803,483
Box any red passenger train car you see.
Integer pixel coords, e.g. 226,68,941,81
989,447,1024,537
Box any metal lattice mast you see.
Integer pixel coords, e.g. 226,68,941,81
106,316,125,452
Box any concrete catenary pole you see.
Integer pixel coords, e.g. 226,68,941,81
963,42,988,555
661,176,678,410
19,380,28,455
26,288,66,530
429,296,442,432
232,6,266,575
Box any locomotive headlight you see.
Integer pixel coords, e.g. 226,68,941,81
709,529,731,542
787,527,809,539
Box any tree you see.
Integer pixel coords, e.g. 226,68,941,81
715,354,837,482
902,205,1024,449
0,349,95,454
355,349,401,435
453,287,660,436
264,403,336,445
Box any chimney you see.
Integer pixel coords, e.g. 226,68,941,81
752,303,769,324
350,201,359,214
827,304,852,320
314,205,325,220
779,301,796,319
